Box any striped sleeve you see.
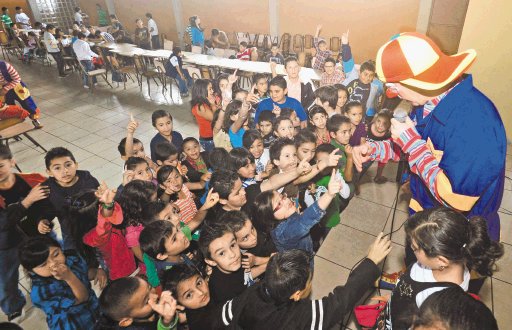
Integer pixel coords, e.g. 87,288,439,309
310,299,324,330
221,299,234,326
369,140,401,163
3,62,21,92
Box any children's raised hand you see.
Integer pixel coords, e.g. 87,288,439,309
269,60,277,72
228,69,239,84
242,253,256,269
296,158,312,175
122,170,135,186
94,268,108,289
367,232,392,265
200,172,212,182
352,143,372,171
178,162,188,177
246,84,260,104
202,188,220,209
96,181,116,204
38,219,52,234
327,169,342,195
127,113,139,134
149,291,182,326
265,160,274,173
272,104,281,116
345,144,353,156
316,24,322,33
341,29,349,45
326,148,342,167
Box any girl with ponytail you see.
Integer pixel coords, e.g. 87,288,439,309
376,207,504,330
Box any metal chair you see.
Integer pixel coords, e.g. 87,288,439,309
133,54,160,95
279,33,291,57
0,31,21,61
304,34,314,49
292,34,304,54
330,37,341,53
76,60,113,93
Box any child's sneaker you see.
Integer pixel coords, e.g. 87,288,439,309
8,309,27,324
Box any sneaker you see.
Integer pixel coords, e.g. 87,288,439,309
59,74,68,78
83,85,90,89
32,119,43,129
93,83,98,86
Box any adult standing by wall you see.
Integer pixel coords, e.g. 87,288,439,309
14,7,31,29
96,3,109,27
146,13,159,49
73,7,88,26
351,33,506,278
186,15,204,48
211,28,229,49
43,25,67,78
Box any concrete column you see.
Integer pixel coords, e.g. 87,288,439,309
105,0,116,16
416,0,434,34
268,0,280,38
171,0,185,46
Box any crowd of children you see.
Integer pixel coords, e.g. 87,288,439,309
0,13,504,330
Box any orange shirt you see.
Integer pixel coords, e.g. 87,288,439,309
192,103,213,138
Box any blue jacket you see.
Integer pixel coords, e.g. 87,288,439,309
409,74,506,240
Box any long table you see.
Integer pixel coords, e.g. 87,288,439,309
96,43,321,82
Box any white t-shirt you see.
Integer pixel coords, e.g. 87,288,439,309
43,31,59,53
255,149,270,175
74,12,83,24
170,55,179,67
148,18,158,36
409,262,470,307
15,13,31,27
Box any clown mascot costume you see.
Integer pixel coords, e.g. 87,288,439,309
351,33,506,292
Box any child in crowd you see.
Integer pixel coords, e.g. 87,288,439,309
134,18,151,49
222,238,390,329
256,76,308,128
366,109,392,183
308,105,330,145
43,147,100,250
320,57,345,87
180,137,211,195
334,83,349,114
97,276,179,329
120,115,159,172
221,210,277,260
257,110,276,147
265,43,285,64
150,110,184,162
230,148,257,188
223,99,251,148
199,221,268,303
279,107,301,134
140,220,198,289
312,25,332,70
378,207,503,330
22,31,37,61
19,236,99,329
346,60,382,120
314,85,339,117
153,142,183,170
253,168,342,254
327,115,354,183
242,129,271,181
252,73,269,100
190,79,220,152
120,157,156,196
273,116,295,140
165,46,193,97
236,41,256,61
344,101,366,147
83,182,137,280
215,71,238,102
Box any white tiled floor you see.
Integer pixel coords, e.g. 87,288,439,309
0,58,510,329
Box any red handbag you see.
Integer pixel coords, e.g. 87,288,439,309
354,296,388,328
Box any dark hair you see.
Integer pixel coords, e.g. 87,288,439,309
109,14,117,19
211,28,219,36
188,15,202,30
327,114,351,133
162,263,203,297
315,85,338,109
284,56,298,68
44,147,76,169
343,101,363,114
269,76,287,90
269,137,294,162
124,156,148,171
142,200,167,220
118,180,157,226
15,7,21,11
294,129,316,148
75,6,81,12
145,13,153,19
252,73,267,85
0,145,13,161
239,41,248,48
190,79,211,108
151,109,172,127
272,116,292,133
229,148,254,172
156,165,179,187
99,277,142,321
0,322,23,329
252,190,278,232
406,207,504,276
219,210,250,233
333,83,347,95
182,137,199,149
371,109,393,130
222,100,243,132
77,32,86,39
154,142,178,163
264,250,312,304
360,60,376,74
198,221,233,260
117,137,143,157
210,169,238,199
258,110,275,124
271,43,278,48
19,236,61,271
242,129,263,149
412,286,498,330
172,46,182,55
316,143,336,155
308,105,328,121
135,18,142,24
208,148,230,172
324,57,336,66
46,24,55,31
279,108,295,120
139,220,177,258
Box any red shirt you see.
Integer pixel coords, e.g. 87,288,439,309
192,103,214,138
236,48,252,61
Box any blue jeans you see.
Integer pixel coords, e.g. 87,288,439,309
81,60,97,86
0,246,26,315
174,71,193,95
200,138,214,152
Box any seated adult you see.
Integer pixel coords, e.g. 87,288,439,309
210,28,229,49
